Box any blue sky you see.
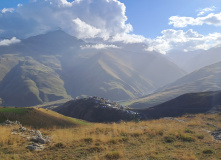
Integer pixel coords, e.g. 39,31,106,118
119,0,221,38
0,0,221,53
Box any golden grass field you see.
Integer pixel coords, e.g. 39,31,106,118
0,112,221,160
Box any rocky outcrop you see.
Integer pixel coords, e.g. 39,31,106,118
211,129,221,141
1,120,51,151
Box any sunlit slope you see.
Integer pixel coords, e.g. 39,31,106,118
112,50,186,88
0,107,87,128
127,61,221,109
0,58,70,107
63,52,155,100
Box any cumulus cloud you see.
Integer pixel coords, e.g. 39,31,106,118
111,33,147,44
197,6,216,16
146,29,221,54
72,18,102,39
1,8,15,13
81,44,120,49
169,12,221,28
0,37,21,46
0,0,132,40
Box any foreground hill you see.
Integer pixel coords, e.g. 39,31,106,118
1,112,221,159
55,97,141,122
0,107,87,128
0,30,185,106
127,61,221,109
134,91,221,119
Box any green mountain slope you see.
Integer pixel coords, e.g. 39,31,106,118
127,61,221,109
0,58,70,107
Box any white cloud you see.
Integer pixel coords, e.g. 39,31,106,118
169,12,221,28
197,6,216,16
81,44,120,49
1,8,15,13
0,37,21,46
72,18,102,39
17,4,23,7
146,29,221,54
111,33,147,44
0,0,132,40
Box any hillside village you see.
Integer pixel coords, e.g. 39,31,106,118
79,96,143,120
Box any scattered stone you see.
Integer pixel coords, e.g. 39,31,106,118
26,143,45,151
19,127,26,132
1,120,51,151
162,117,185,122
31,136,49,144
185,115,196,119
206,123,218,129
211,129,221,141
35,130,43,138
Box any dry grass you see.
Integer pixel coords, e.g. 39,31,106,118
1,113,221,159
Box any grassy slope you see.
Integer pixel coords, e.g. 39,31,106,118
0,107,88,128
126,61,221,109
0,58,70,107
0,113,221,159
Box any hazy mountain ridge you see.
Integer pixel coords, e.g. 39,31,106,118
134,90,221,119
0,30,185,107
168,46,221,73
127,61,221,109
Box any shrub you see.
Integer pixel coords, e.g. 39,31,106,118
184,129,194,134
197,135,204,139
54,142,65,148
203,149,215,154
84,137,93,143
178,135,195,142
105,151,121,159
164,136,175,143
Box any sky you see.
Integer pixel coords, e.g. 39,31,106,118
0,0,221,54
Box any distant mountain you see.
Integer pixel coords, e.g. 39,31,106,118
134,90,221,119
60,49,185,100
61,52,155,100
127,61,221,109
54,97,142,122
0,30,185,107
167,46,221,73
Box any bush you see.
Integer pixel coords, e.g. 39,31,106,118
197,135,204,139
184,129,194,134
178,135,195,142
84,137,93,143
105,151,121,159
54,142,65,148
164,136,175,143
203,149,215,154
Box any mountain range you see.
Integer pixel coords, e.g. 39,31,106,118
127,61,221,109
0,30,185,107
